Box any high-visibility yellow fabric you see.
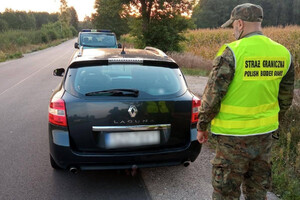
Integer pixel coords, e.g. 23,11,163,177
212,114,278,129
219,102,279,116
211,35,291,136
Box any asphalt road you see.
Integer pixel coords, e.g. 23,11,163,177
0,39,149,200
0,39,279,200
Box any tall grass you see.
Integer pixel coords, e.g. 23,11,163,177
182,26,300,80
182,28,234,62
167,52,212,72
272,92,300,199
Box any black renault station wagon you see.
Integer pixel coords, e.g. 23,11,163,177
49,47,202,172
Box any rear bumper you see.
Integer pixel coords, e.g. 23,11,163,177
49,126,201,170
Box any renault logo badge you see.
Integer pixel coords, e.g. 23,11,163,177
128,105,138,118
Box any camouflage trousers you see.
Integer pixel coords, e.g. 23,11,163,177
211,133,273,200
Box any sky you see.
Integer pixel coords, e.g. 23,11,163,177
0,0,96,21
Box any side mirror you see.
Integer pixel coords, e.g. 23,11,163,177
117,43,122,48
53,68,65,77
74,42,79,49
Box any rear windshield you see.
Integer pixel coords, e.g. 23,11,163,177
79,33,116,47
65,64,187,98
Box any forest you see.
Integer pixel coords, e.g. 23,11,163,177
192,0,300,28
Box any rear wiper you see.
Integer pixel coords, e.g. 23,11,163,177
82,44,99,47
85,89,139,97
82,44,114,48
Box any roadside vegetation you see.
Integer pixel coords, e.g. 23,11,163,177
0,1,78,62
182,26,300,79
0,23,76,62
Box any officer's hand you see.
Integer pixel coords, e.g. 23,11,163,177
197,130,208,144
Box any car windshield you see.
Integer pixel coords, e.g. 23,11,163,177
80,33,116,47
65,64,186,98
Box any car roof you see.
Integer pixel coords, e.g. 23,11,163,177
80,29,113,33
70,48,178,68
79,32,115,35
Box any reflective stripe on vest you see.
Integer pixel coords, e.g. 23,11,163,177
211,35,291,136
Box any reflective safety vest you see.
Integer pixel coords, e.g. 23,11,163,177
211,35,291,136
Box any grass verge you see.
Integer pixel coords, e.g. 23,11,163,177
0,23,76,63
0,38,68,62
272,95,300,199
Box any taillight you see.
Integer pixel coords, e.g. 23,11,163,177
191,96,201,124
49,98,67,127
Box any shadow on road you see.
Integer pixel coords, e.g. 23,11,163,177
48,170,150,200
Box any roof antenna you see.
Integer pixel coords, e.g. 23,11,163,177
121,44,126,55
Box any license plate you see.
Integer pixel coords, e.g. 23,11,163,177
105,131,160,149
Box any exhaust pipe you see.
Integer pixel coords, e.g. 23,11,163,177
131,165,138,176
69,166,79,174
125,165,138,176
183,161,190,167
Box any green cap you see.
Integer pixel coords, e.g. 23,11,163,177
221,3,263,28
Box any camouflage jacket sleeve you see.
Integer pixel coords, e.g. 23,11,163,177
278,59,295,120
197,47,235,131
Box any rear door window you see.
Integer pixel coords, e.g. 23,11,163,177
65,64,187,98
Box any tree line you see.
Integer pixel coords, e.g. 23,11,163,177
0,9,59,31
0,0,79,58
0,2,79,33
192,0,300,28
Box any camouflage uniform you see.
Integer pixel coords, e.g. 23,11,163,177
212,134,272,200
197,3,295,200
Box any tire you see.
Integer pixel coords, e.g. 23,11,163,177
50,155,62,169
